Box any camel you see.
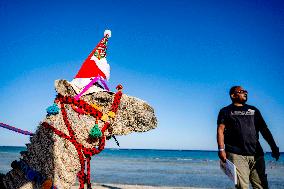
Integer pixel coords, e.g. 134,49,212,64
1,79,157,189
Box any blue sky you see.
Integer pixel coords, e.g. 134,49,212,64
0,0,283,151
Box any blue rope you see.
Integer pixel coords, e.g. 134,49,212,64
0,122,34,136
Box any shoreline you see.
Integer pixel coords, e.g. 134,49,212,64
71,183,213,189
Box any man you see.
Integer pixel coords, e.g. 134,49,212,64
217,86,280,189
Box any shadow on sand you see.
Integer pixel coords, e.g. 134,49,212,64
101,184,123,189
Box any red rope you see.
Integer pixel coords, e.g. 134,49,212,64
43,89,122,189
86,156,91,188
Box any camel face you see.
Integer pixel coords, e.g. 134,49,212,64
53,79,157,146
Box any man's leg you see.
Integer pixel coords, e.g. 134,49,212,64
227,152,250,189
249,156,269,189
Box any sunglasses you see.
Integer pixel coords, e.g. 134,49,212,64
235,90,248,94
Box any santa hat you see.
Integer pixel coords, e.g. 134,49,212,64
70,30,111,93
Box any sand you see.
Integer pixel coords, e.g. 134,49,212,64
71,183,212,189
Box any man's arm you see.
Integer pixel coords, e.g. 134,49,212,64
217,123,226,162
260,127,280,160
256,109,280,160
260,127,277,149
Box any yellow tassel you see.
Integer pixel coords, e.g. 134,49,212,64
91,103,102,111
108,111,116,118
101,114,108,122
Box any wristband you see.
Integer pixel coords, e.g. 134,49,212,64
218,148,225,152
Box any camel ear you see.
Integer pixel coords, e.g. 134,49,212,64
54,79,77,96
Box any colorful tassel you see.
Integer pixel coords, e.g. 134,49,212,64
46,104,59,115
41,179,53,189
89,122,102,138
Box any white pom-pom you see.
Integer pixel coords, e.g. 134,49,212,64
104,30,111,38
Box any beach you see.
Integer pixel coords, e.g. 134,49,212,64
71,183,213,189
1,147,283,189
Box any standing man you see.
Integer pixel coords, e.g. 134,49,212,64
217,86,280,189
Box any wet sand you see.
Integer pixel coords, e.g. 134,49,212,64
71,183,212,189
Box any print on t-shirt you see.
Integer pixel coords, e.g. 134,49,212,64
230,109,255,116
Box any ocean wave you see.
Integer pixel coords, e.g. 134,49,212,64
177,158,193,161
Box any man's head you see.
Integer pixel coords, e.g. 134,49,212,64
229,86,248,104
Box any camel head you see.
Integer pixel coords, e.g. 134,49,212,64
50,79,157,148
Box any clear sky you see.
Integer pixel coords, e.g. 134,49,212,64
0,0,283,151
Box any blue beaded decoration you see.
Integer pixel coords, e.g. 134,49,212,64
46,103,59,115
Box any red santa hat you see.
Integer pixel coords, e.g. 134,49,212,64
70,30,111,93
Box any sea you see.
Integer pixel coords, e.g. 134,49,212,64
0,146,283,189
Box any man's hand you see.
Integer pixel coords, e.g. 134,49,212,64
218,150,226,162
271,146,280,161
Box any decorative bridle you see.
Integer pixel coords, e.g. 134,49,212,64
42,85,123,189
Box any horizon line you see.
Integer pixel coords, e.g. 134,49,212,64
0,145,280,153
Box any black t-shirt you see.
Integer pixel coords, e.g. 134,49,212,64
217,104,267,156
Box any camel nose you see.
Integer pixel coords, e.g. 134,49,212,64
133,102,157,132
